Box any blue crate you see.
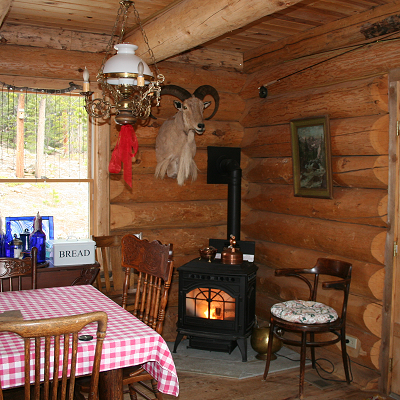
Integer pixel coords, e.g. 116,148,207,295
5,216,54,241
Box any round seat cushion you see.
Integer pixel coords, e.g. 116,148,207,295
271,300,338,324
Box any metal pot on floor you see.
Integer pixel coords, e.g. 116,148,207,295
250,321,283,360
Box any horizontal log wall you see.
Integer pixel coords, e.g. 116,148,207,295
0,35,247,341
108,62,247,335
240,29,400,385
109,60,247,339
3,12,396,374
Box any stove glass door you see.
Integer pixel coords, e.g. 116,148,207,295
186,287,235,320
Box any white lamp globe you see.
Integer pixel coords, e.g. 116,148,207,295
103,43,153,85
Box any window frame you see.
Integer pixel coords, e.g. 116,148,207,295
0,89,99,238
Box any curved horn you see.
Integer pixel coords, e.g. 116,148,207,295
193,85,220,120
160,85,192,102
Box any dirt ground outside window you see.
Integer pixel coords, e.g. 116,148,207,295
1,147,90,239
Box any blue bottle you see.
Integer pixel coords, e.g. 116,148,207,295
0,220,4,257
30,212,46,263
4,221,13,258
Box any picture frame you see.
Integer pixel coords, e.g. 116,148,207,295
290,116,332,198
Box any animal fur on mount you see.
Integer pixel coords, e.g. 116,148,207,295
155,85,219,186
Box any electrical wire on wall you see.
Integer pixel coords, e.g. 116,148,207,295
258,31,400,98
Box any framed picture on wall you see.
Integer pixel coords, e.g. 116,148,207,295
290,116,332,198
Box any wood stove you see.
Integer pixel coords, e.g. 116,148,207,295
173,258,257,361
173,146,257,361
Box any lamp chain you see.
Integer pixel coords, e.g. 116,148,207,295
82,0,164,122
97,1,132,86
131,2,162,79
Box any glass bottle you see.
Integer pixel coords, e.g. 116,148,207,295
4,221,13,258
0,218,4,257
12,235,23,259
30,212,46,263
20,228,30,254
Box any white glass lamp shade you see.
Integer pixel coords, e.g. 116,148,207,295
103,43,154,85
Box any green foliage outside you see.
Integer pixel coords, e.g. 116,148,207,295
42,189,61,207
0,91,88,156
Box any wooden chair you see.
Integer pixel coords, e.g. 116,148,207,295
92,235,143,311
0,246,38,291
121,233,174,400
92,234,137,309
263,258,352,400
93,235,123,296
75,234,173,400
0,311,107,400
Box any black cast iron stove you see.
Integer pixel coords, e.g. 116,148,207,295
173,258,257,362
173,146,257,362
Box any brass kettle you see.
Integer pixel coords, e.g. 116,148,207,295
250,316,283,360
251,326,283,360
221,235,243,265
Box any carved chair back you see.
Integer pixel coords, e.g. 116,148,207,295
121,234,173,335
0,247,38,292
0,311,107,400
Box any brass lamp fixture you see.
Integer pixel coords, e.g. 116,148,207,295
81,0,164,125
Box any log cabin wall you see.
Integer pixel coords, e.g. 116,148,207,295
0,30,246,341
2,5,399,388
239,22,400,386
109,60,247,340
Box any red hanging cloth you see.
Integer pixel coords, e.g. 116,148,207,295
108,124,138,187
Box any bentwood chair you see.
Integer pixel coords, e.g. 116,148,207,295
121,233,174,400
0,246,38,291
0,311,108,400
263,258,352,400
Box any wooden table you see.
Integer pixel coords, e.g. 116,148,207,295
19,262,100,289
0,285,179,400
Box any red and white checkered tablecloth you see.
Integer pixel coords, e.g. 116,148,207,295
0,285,179,396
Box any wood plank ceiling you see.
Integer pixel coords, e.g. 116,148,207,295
1,0,396,66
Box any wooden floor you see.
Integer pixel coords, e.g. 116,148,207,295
157,368,396,400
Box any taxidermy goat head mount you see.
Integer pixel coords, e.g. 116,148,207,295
155,84,219,186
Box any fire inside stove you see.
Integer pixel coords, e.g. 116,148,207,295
186,288,235,321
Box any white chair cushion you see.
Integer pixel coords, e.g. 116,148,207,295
271,300,338,324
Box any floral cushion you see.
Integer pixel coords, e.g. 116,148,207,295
271,300,338,324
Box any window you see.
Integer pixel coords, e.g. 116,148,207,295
0,88,93,240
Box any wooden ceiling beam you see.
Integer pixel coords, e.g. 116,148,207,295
243,0,400,73
124,0,304,64
0,0,12,27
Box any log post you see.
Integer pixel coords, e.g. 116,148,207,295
16,93,25,178
35,97,46,179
